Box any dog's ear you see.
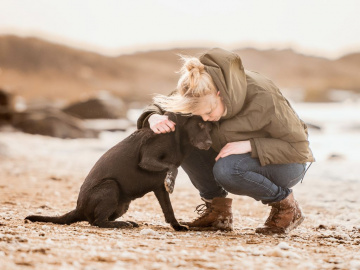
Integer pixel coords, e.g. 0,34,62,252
165,112,192,126
164,112,177,123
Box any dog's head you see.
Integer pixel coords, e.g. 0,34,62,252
185,115,213,150
166,112,212,150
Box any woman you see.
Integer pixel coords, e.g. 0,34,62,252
137,48,315,234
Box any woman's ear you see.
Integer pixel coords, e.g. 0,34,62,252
217,91,221,96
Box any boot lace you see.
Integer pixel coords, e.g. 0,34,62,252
265,204,280,224
194,203,210,216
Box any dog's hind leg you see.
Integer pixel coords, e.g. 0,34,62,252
108,202,139,228
153,186,188,231
89,180,134,229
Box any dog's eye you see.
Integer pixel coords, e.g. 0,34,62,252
198,122,205,129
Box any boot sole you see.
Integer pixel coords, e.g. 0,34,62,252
187,226,233,231
255,216,305,235
179,222,233,231
284,215,305,234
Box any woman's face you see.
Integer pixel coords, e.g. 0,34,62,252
192,93,226,122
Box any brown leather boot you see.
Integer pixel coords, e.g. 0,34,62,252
181,197,233,231
255,192,305,234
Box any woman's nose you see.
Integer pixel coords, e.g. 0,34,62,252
201,115,209,121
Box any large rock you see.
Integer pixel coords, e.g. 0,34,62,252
0,88,13,124
63,95,127,119
12,108,98,139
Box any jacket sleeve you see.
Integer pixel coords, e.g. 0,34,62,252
136,104,164,129
249,115,313,166
136,90,178,129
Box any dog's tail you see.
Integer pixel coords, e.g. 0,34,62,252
25,209,84,225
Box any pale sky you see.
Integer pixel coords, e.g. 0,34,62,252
0,0,359,58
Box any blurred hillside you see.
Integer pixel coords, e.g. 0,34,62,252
0,35,359,105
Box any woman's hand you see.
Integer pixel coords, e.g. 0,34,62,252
148,114,176,134
215,141,252,161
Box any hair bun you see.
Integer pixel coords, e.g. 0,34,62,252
184,58,204,73
176,54,216,99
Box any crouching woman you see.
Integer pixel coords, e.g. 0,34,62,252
137,48,315,234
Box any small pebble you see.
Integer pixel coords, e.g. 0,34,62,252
265,248,284,257
45,238,53,244
120,251,137,260
233,245,245,252
42,225,50,230
286,251,301,259
165,232,174,237
140,228,157,236
277,241,291,250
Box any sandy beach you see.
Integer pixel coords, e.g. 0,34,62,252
1,3,360,269
1,103,360,270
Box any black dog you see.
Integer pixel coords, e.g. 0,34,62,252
25,113,212,231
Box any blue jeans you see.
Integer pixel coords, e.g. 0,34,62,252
181,148,306,204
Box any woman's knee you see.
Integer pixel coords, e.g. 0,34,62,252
213,157,248,195
213,158,230,182
213,156,242,189
213,155,258,193
213,154,255,178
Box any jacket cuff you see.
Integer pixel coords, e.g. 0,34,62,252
143,112,157,128
137,112,156,129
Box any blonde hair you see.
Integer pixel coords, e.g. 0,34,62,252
153,55,217,114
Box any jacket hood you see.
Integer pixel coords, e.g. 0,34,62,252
199,48,247,119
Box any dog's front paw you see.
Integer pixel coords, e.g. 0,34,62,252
171,223,189,231
164,173,175,194
126,221,139,228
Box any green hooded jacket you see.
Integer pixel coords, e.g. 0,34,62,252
137,48,315,166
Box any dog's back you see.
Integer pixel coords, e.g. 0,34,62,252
78,128,174,202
